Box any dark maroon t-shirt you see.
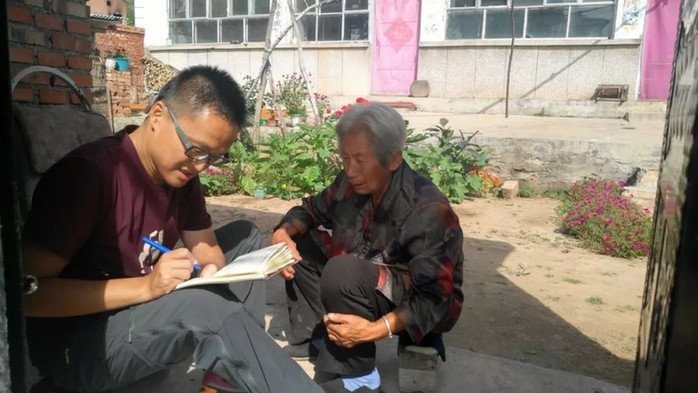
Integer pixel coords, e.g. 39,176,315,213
24,127,212,365
24,126,212,280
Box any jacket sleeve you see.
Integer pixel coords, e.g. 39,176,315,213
392,202,464,343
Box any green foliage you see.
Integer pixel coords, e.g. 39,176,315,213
278,73,308,115
518,185,535,198
202,118,493,204
221,123,341,200
557,178,652,259
199,166,239,196
240,75,275,123
404,118,491,203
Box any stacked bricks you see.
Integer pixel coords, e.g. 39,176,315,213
94,24,145,117
105,69,133,117
8,0,94,105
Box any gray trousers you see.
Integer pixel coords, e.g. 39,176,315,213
34,220,322,393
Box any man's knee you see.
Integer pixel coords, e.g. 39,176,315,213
159,288,245,332
319,255,376,305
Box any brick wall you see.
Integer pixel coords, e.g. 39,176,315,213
94,24,145,117
8,0,94,105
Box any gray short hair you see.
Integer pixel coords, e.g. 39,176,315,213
335,102,407,167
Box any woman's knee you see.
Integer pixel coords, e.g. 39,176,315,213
320,255,376,301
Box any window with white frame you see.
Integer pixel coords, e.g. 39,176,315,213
169,0,270,44
447,0,616,40
295,0,369,41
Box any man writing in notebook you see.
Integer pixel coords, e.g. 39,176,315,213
22,66,322,393
272,103,464,393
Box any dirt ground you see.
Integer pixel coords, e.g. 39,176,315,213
206,194,647,387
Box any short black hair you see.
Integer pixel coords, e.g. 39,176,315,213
155,65,246,128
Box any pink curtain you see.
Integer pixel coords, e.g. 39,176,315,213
640,0,681,99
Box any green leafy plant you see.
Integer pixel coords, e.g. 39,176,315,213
557,178,652,259
518,185,535,198
240,75,275,123
224,124,341,200
278,73,308,117
199,166,239,196
404,118,491,203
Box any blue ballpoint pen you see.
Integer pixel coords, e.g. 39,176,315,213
141,237,201,272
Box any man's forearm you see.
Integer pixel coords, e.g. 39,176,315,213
25,276,152,317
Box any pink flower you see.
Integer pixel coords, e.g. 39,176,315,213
602,236,610,242
335,110,343,116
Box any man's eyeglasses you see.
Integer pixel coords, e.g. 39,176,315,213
164,103,230,167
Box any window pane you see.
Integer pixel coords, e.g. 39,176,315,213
232,0,248,15
318,15,342,40
485,9,524,38
546,0,577,3
451,0,475,6
321,1,342,13
526,7,568,38
195,20,218,42
221,19,244,42
569,5,614,37
254,0,270,14
344,13,369,40
299,14,317,40
481,0,506,6
190,0,206,17
346,0,368,11
211,0,228,17
515,0,543,5
446,10,484,39
170,21,192,43
296,0,312,12
170,0,186,18
248,18,269,41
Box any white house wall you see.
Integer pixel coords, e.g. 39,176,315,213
142,1,644,102
149,45,371,97
418,40,641,101
135,0,169,47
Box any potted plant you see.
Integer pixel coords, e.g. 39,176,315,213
112,47,130,72
278,73,308,127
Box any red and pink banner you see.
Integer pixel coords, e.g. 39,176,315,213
640,0,681,100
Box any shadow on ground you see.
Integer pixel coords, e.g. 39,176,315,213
207,203,634,386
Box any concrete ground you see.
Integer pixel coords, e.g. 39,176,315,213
400,112,664,145
110,276,631,393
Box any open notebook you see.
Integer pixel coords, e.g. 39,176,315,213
175,243,296,290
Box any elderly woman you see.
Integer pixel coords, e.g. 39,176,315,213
272,103,464,393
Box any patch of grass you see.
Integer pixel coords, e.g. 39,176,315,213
615,305,638,313
586,296,604,305
543,188,570,201
546,296,560,302
601,271,617,277
518,186,535,198
562,277,582,284
545,273,554,278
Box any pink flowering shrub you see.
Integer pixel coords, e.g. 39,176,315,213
199,166,239,196
557,178,652,259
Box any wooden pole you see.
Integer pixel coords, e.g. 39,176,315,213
252,0,279,143
287,0,319,124
505,0,515,118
